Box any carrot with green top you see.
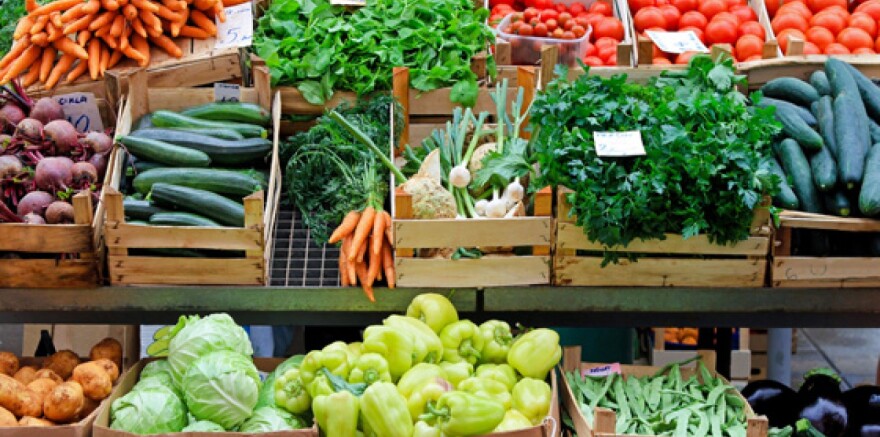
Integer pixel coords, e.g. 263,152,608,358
348,206,375,262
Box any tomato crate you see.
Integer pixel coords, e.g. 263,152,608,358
103,73,280,286
553,187,772,287
771,210,880,288
560,346,770,437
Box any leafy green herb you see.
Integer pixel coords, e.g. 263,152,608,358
0,0,28,57
254,0,493,107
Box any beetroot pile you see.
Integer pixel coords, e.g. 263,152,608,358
0,81,111,225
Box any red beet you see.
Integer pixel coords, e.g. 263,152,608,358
15,118,43,140
44,120,79,154
71,162,98,186
0,103,26,132
22,212,45,224
0,155,22,179
45,201,74,224
35,157,73,191
17,190,54,217
81,131,112,154
87,152,107,180
30,98,64,125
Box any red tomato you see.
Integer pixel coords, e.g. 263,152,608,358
729,5,757,23
534,22,549,36
569,2,587,15
584,41,597,56
598,43,618,59
628,0,656,12
590,0,614,16
556,4,568,12
575,16,591,27
705,19,738,44
634,6,668,31
553,27,565,37
659,5,682,30
518,23,534,35
654,56,674,64
540,9,559,21
713,12,741,26
594,17,626,40
572,24,588,37
671,0,698,11
698,0,727,21
583,55,605,66
489,0,516,7
595,36,620,48
562,30,576,39
738,20,766,39
606,54,618,64
533,0,553,9
559,12,574,25
675,50,699,63
523,7,539,22
564,19,575,30
492,5,514,16
679,11,708,29
545,18,559,31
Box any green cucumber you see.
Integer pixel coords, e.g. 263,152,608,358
810,141,837,192
833,92,871,189
768,157,799,210
813,96,838,160
843,62,880,124
809,71,831,96
165,126,245,141
826,58,860,98
180,102,271,125
134,113,153,130
761,77,821,107
123,198,167,221
149,212,221,227
776,105,824,151
130,128,272,166
128,220,149,225
151,110,267,139
859,144,880,217
757,97,817,127
778,138,822,213
823,191,851,216
118,135,211,168
133,168,263,197
150,183,245,227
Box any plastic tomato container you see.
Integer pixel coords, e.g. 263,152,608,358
496,13,592,66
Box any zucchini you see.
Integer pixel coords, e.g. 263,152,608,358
809,71,831,96
165,126,245,141
150,183,245,226
118,135,211,168
126,155,164,177
134,113,153,130
823,191,851,216
149,212,221,227
130,128,272,166
843,62,880,124
757,97,817,126
151,110,267,139
859,144,880,217
133,167,263,197
123,198,167,221
834,92,871,189
776,105,824,151
128,220,149,225
180,102,271,126
825,58,860,98
778,138,822,213
810,140,837,192
761,77,821,107
813,96,838,159
768,157,800,210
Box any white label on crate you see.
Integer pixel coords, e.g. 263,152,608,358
330,0,365,6
583,363,623,377
646,30,709,54
52,92,104,133
215,2,253,50
593,130,646,157
214,83,241,102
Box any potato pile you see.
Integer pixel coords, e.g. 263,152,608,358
0,337,122,427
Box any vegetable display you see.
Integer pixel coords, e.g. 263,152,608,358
0,337,122,427
768,0,880,56
254,0,494,106
530,55,779,261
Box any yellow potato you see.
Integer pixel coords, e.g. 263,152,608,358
0,352,19,377
91,359,119,383
89,338,122,372
0,405,16,427
19,416,54,426
42,351,79,381
13,367,37,385
27,378,58,405
0,374,26,413
71,362,112,401
43,381,84,423
5,389,41,418
33,369,62,384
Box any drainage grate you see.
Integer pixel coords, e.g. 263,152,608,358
269,200,341,287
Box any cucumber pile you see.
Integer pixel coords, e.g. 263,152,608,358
118,102,271,230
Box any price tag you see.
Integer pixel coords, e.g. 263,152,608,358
214,83,241,102
52,92,104,133
330,0,366,5
583,363,622,377
593,130,646,157
215,2,253,50
646,30,709,54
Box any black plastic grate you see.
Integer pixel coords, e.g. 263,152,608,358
269,201,341,287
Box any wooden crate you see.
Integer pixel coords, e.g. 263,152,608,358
771,210,880,287
739,55,880,88
554,187,772,287
560,346,769,437
103,74,280,286
652,328,752,380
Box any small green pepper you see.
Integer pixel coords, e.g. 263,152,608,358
512,377,552,425
348,353,392,386
360,382,413,437
458,376,513,410
421,391,505,436
507,328,561,380
397,363,447,398
406,377,453,419
273,368,311,414
440,320,485,365
475,363,518,391
307,373,335,398
300,347,351,384
412,421,442,437
494,409,534,432
313,391,359,437
439,361,473,388
363,325,415,381
384,315,443,364
406,293,459,334
479,320,514,364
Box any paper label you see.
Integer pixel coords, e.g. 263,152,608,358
52,92,104,133
215,2,253,49
646,30,709,54
330,0,366,5
582,363,623,377
593,130,646,157
214,83,241,102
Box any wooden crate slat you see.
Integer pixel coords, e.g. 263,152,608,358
0,260,97,288
108,256,264,285
396,256,550,287
394,217,552,249
779,211,880,231
0,224,93,253
556,257,767,287
558,223,770,255
773,257,880,282
408,87,519,116
105,224,262,251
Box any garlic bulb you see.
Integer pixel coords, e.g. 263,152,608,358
504,178,524,203
475,199,488,216
449,165,471,188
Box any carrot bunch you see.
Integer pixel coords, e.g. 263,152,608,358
329,207,395,302
0,0,239,90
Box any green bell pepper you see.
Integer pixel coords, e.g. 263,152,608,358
475,363,518,391
347,342,363,360
512,377,552,425
421,391,505,436
360,382,413,437
363,325,415,381
384,315,443,364
274,368,311,414
300,346,351,384
439,361,473,388
307,373,335,398
412,421,442,437
479,320,514,364
406,377,454,419
494,409,534,432
440,320,485,365
507,328,561,380
406,293,459,334
458,376,513,410
397,363,447,398
348,353,392,386
313,391,359,437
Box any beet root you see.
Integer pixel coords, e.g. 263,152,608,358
30,98,64,125
0,155,22,179
43,120,79,154
45,201,74,224
71,162,98,187
17,190,54,217
15,118,43,141
0,103,26,133
35,157,73,192
80,131,112,154
87,153,107,180
23,212,46,224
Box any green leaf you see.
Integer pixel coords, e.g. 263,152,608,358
298,81,326,105
450,80,479,108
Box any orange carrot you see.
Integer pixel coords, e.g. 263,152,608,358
21,64,40,87
101,34,117,49
356,238,368,263
131,33,150,66
94,26,109,38
329,211,361,244
339,240,350,287
222,0,249,6
155,4,182,21
88,10,115,31
38,47,54,83
372,210,386,257
49,12,63,28
63,13,92,34
177,25,209,38
348,207,375,262
30,32,48,46
128,17,147,37
52,37,88,59
46,22,63,41
0,39,30,70
122,3,138,19
130,0,160,12
189,9,216,34
1,44,41,83
193,0,214,10
25,0,39,12
119,24,131,50
65,59,87,83
43,52,74,89
82,0,101,14
30,15,49,35
30,0,84,16
139,9,161,33
87,38,99,79
213,0,226,22
342,236,356,285
365,240,381,287
109,14,124,37
354,261,375,302
381,210,393,245
122,42,146,64
77,29,90,46
99,43,110,75
382,242,395,289
60,3,85,22
149,34,182,58
101,0,120,11
118,0,128,6
107,49,123,68
14,17,35,40
162,0,182,10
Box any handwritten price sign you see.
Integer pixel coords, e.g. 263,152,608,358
645,30,709,54
214,83,241,102
593,131,646,157
215,2,253,50
52,92,104,133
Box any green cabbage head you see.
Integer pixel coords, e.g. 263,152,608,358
182,349,261,429
110,385,187,434
182,420,225,432
168,313,253,385
238,407,300,432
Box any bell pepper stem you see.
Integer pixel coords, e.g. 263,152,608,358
460,340,481,362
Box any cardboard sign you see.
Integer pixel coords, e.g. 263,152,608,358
215,2,253,49
593,130,646,157
214,82,241,102
646,30,709,54
583,363,623,377
52,92,104,133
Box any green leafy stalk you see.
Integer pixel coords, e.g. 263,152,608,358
328,110,406,183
